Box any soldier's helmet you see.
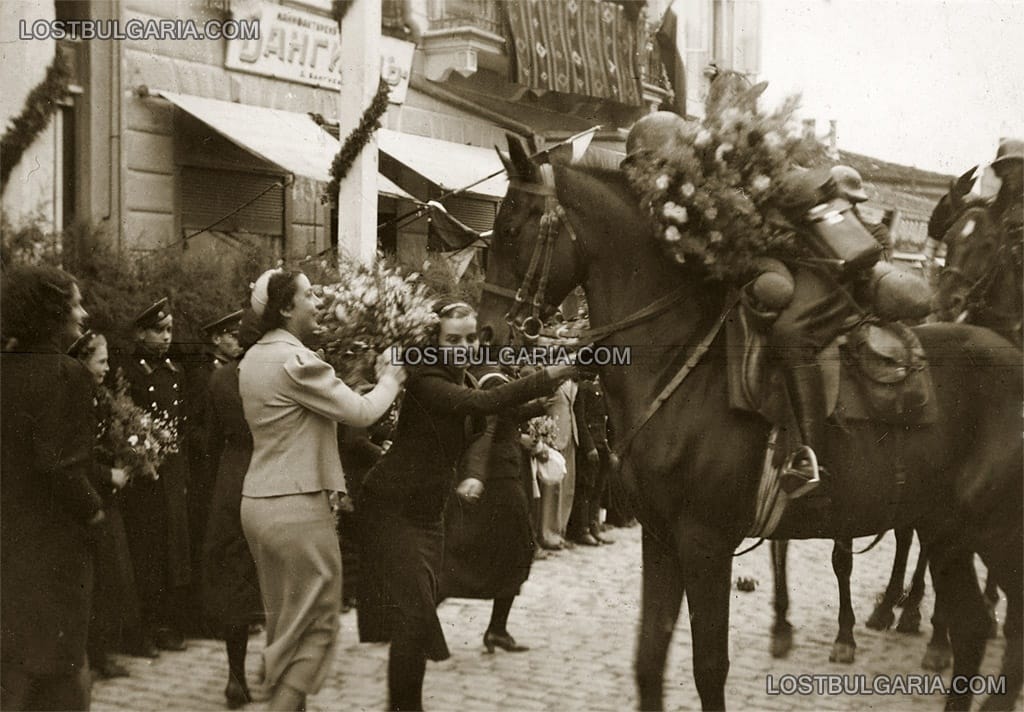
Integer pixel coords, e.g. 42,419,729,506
830,165,869,204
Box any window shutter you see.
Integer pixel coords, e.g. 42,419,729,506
444,196,496,234
180,167,284,236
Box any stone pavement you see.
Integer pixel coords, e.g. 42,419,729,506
92,526,1010,711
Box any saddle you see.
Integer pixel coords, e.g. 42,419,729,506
726,299,938,427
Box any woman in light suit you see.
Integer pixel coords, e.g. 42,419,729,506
239,269,406,711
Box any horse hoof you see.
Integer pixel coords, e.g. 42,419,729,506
829,642,856,664
896,607,922,634
922,644,953,671
770,626,793,659
866,606,895,631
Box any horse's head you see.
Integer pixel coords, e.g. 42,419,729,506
928,165,980,241
478,135,589,346
934,204,999,321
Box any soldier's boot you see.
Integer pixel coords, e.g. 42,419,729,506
780,363,827,498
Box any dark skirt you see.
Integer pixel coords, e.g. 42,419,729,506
89,504,140,659
357,503,450,662
439,476,534,600
202,440,262,628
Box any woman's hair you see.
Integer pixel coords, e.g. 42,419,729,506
430,297,476,342
432,297,476,321
1,265,78,347
70,331,106,361
238,308,263,353
258,270,303,334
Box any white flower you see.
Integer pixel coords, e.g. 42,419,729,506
694,129,712,148
662,202,688,224
704,206,718,221
751,175,771,193
128,435,139,447
655,174,670,191
715,143,734,163
664,225,682,242
710,231,724,244
763,131,783,150
680,183,695,198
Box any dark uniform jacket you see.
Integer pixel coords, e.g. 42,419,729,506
1,348,104,675
115,346,191,588
577,377,610,451
361,364,557,524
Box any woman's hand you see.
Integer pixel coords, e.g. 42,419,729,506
110,467,129,490
456,477,484,503
544,363,576,382
376,346,407,386
534,444,550,463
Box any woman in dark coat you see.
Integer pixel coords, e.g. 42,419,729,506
1,266,105,710
439,363,548,652
202,310,264,709
71,332,140,680
358,300,575,711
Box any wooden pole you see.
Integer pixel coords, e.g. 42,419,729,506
337,0,381,266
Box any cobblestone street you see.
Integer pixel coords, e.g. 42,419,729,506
92,526,1010,711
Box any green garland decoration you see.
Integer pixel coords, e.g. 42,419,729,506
322,76,392,205
1,52,72,188
332,0,354,27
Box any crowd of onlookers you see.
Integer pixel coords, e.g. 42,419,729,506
1,264,632,711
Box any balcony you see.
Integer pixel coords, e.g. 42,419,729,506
415,0,509,81
639,38,673,111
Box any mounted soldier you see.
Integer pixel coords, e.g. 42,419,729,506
745,168,932,495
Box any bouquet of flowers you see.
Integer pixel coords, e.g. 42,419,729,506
526,415,558,449
97,374,180,481
623,83,825,283
314,255,439,383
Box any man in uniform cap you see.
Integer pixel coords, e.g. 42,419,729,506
831,165,894,261
114,297,192,654
182,308,245,637
990,138,1023,238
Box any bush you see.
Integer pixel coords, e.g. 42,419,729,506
2,219,278,362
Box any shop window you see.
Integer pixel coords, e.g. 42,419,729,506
180,167,285,236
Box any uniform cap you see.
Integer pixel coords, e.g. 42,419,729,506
202,309,244,336
133,297,172,329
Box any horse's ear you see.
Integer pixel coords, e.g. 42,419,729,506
506,133,539,183
953,166,978,197
495,146,514,176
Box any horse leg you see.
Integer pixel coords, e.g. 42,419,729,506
928,542,990,711
896,535,928,634
829,539,856,664
769,540,793,658
868,528,911,630
922,559,954,671
984,570,1001,639
679,518,733,711
635,527,685,711
978,537,1022,711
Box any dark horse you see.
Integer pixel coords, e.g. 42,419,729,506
478,137,1022,711
770,166,1009,672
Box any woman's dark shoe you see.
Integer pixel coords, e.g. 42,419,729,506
225,676,252,709
99,660,130,679
483,630,530,654
126,638,160,659
570,532,600,546
154,627,188,651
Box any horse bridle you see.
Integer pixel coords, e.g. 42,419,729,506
483,162,691,346
939,232,1021,325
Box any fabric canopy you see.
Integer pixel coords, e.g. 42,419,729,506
155,91,413,199
376,128,509,199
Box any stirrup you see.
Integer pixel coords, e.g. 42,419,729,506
780,446,821,499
